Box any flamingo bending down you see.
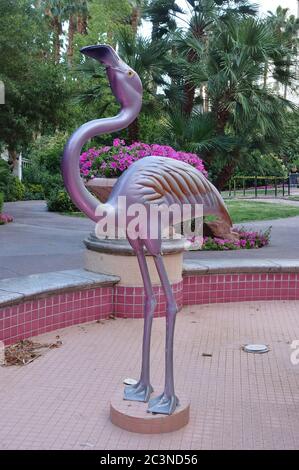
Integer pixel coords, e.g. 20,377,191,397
62,45,232,415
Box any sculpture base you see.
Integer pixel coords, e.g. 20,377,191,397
110,389,190,434
84,235,185,286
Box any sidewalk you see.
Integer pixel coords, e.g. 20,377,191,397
0,201,93,279
1,301,299,449
1,200,299,280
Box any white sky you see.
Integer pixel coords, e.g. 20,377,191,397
141,0,299,36
178,0,299,18
259,0,298,16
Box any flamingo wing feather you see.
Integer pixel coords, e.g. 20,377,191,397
132,157,232,226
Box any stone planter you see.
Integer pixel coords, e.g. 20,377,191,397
84,234,186,285
85,177,117,203
84,178,186,308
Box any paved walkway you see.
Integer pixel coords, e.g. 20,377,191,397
1,301,299,450
1,200,299,280
241,197,299,206
0,201,93,280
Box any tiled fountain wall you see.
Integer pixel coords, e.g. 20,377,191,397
1,271,299,345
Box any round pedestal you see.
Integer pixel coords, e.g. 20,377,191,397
110,389,190,434
84,235,185,317
84,235,185,286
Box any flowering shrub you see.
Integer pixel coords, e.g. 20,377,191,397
80,139,207,179
187,226,271,251
0,213,13,225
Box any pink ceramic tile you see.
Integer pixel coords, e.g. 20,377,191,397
45,298,53,307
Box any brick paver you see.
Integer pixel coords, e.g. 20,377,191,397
1,300,299,450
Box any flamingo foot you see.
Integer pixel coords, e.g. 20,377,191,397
123,381,153,403
147,392,179,415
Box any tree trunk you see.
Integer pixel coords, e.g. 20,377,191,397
151,19,159,40
128,118,139,143
67,14,76,67
131,7,141,35
213,101,230,134
77,14,88,35
52,17,62,64
183,82,196,115
8,148,19,175
107,30,116,49
214,159,238,191
182,48,198,115
203,87,209,112
263,60,268,88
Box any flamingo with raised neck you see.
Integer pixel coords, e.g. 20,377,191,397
62,44,232,415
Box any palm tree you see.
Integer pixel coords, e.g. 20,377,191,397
77,0,88,35
65,0,89,66
163,14,297,189
117,30,170,141
66,1,77,66
267,7,299,98
128,0,143,35
146,0,257,116
144,0,183,40
43,0,65,63
78,30,169,142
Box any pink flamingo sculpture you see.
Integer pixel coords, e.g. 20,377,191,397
62,45,232,415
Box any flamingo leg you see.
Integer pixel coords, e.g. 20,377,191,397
147,254,179,415
124,242,156,402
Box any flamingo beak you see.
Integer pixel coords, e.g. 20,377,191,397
80,44,120,68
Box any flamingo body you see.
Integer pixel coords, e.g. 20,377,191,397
62,44,231,415
108,155,231,224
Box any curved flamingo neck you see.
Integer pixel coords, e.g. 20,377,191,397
62,106,140,222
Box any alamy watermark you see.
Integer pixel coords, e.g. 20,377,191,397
290,340,299,365
94,196,203,241
0,81,5,104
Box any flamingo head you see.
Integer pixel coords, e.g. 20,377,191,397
80,44,143,110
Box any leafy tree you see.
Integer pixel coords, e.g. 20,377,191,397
147,0,258,115
266,6,299,98
43,0,66,63
73,0,132,53
117,30,170,141
64,0,89,66
149,2,298,188
0,0,69,171
128,0,144,35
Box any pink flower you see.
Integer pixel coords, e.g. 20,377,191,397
80,139,207,179
0,213,13,224
113,138,125,147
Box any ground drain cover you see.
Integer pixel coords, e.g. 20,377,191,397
123,378,138,386
243,344,269,354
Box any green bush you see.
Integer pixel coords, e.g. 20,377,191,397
235,151,287,178
0,159,25,201
24,183,45,200
23,132,68,198
5,176,25,202
0,192,3,213
26,132,67,174
0,159,11,194
47,189,78,213
23,166,63,198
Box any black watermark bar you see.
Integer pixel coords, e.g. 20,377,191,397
0,450,298,466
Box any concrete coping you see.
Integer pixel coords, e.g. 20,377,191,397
0,269,120,308
2,258,299,308
84,233,187,255
183,258,299,275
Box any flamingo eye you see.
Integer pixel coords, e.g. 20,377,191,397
128,70,135,77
